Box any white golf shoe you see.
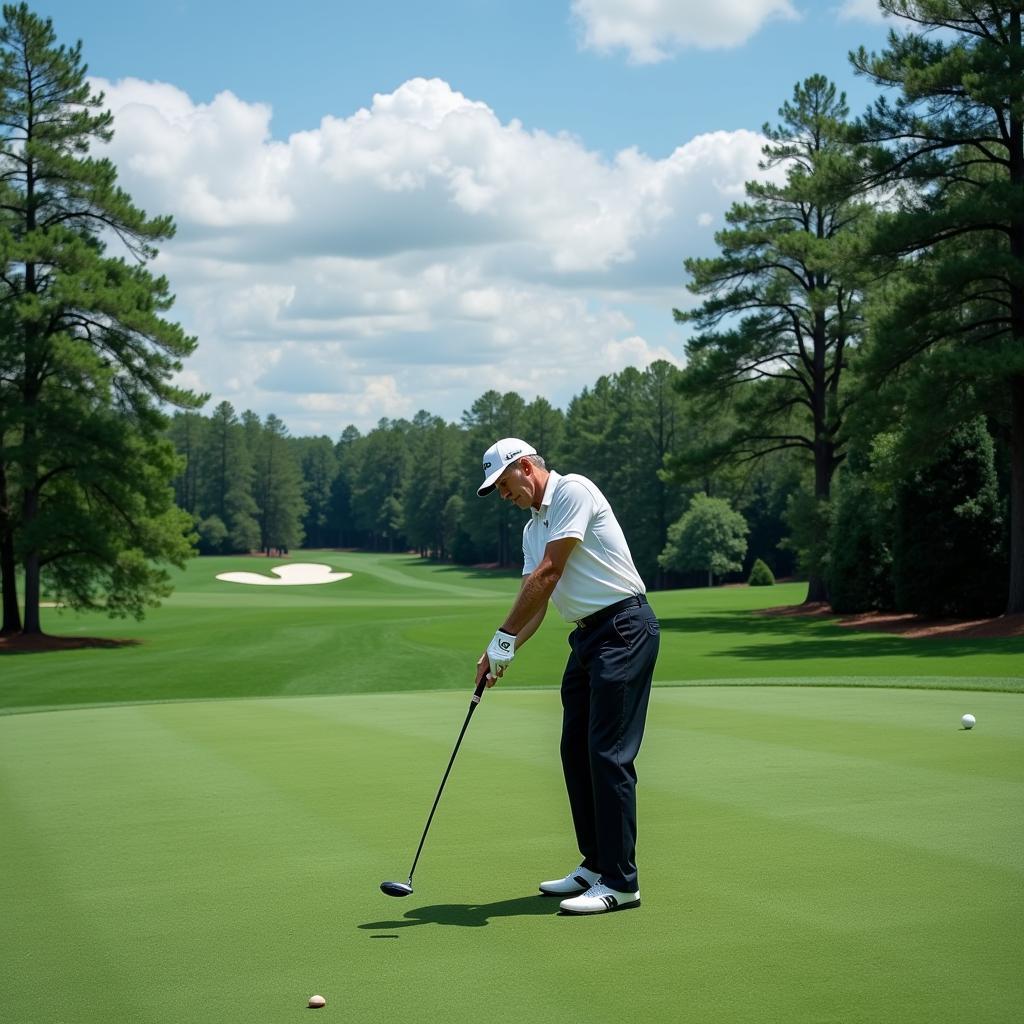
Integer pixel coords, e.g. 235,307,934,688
559,882,641,915
538,865,600,897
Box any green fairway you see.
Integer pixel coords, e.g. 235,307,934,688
2,553,1022,1023
1,687,1021,1024
1,551,1020,715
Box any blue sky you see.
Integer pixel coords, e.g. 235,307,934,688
39,1,895,433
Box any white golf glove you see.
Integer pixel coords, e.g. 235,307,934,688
486,628,517,678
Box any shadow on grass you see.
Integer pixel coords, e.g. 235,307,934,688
659,615,1018,661
424,563,524,582
359,894,560,931
0,634,141,655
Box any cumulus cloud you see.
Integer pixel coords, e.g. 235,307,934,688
571,0,798,62
96,76,772,432
836,0,888,22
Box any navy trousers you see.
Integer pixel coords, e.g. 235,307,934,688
559,596,659,893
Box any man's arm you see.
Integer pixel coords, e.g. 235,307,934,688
501,536,578,634
476,536,579,686
515,597,548,648
475,579,547,685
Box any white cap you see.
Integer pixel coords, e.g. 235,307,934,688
477,437,537,496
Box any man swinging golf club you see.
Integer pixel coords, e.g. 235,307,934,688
476,438,660,915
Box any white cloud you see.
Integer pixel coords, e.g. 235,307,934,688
836,0,887,23
96,76,773,432
571,0,798,62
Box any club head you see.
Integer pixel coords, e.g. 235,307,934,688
380,880,414,897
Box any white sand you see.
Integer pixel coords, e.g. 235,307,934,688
215,563,353,586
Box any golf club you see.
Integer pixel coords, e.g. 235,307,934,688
380,675,489,897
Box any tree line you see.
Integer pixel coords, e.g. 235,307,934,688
2,2,1020,642
165,366,801,591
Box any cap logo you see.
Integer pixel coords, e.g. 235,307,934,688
483,460,492,470
504,449,522,461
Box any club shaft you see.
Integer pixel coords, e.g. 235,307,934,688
406,678,488,882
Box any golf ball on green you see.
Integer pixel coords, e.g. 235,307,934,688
961,714,976,730
308,994,326,1009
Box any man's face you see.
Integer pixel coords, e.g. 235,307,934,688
496,460,533,509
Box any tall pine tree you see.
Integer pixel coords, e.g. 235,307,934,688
676,76,870,602
251,414,306,553
851,0,1024,612
0,5,199,632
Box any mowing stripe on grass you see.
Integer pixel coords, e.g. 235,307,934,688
2,687,1021,1024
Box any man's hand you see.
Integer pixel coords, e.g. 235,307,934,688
486,628,517,680
476,652,495,688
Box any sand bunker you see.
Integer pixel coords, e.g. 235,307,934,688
216,563,353,586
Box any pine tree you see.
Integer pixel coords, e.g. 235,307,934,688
345,418,409,552
0,5,200,632
200,401,259,552
329,425,360,548
460,391,526,565
251,414,306,553
167,413,205,516
401,412,463,559
562,363,689,582
296,434,338,550
851,0,1024,612
676,76,871,603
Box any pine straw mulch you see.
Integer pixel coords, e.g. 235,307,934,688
4,603,1020,652
0,633,140,654
757,602,1024,639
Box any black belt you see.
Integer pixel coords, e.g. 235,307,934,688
575,594,647,630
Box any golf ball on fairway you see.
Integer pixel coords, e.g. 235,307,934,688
308,995,326,1009
961,714,976,730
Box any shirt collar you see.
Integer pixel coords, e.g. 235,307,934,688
532,470,561,519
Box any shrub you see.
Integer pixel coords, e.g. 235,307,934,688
828,456,894,614
197,514,228,555
892,417,1007,617
659,494,748,587
747,558,775,586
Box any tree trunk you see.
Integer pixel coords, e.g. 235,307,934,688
1005,8,1023,613
0,529,19,635
20,425,41,632
805,574,829,604
0,451,20,634
707,568,713,588
1008,374,1024,614
19,352,42,635
804,312,833,606
22,552,41,633
804,423,833,604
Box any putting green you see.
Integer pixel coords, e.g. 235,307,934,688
2,686,1021,1024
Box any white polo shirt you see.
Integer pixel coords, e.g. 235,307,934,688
522,470,645,622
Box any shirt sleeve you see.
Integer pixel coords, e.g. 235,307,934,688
546,479,595,543
522,521,536,575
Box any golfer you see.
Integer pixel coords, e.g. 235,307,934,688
475,437,659,915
